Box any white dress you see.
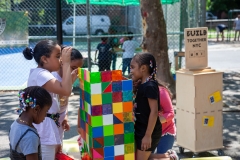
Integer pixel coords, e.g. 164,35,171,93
27,68,61,145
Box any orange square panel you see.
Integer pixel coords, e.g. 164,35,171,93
112,70,122,81
123,102,133,112
114,124,124,135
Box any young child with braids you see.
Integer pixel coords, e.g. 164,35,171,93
130,53,178,160
9,86,52,160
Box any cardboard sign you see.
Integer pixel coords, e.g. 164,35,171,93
184,27,208,69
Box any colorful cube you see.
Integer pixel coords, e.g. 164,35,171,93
79,69,134,159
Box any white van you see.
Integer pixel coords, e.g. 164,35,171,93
206,12,217,20
62,15,110,35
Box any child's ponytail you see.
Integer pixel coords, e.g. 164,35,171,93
23,47,34,60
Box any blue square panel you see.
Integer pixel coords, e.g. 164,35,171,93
122,80,133,91
112,81,122,92
92,126,103,138
104,157,114,160
104,146,114,157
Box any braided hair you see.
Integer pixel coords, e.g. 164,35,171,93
17,86,52,115
132,53,157,82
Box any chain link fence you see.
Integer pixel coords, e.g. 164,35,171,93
0,0,200,90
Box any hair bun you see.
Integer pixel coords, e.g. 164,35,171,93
23,47,33,60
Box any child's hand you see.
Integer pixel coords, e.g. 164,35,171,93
61,47,72,64
141,135,151,151
71,68,78,82
56,144,62,153
62,119,70,131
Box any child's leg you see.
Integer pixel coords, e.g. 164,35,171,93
156,134,175,154
149,150,179,160
41,144,56,160
98,60,104,71
122,58,128,74
136,149,151,160
127,58,132,74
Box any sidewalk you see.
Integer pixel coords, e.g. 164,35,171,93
1,71,240,159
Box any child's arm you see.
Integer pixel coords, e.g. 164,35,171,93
26,153,38,160
159,87,174,124
42,47,72,96
62,110,70,131
77,108,81,134
141,98,159,151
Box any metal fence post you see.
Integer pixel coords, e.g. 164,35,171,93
56,0,63,45
87,0,91,71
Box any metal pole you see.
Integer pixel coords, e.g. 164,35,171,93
73,4,76,47
56,0,63,45
200,0,206,27
86,0,91,71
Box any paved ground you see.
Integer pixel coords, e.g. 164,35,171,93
1,41,240,159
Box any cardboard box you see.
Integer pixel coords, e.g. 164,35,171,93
176,69,223,152
176,69,223,113
176,109,223,152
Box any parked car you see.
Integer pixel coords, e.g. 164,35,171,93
59,15,111,35
206,12,217,20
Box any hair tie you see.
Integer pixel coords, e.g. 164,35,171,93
149,60,153,68
16,91,36,115
29,47,34,55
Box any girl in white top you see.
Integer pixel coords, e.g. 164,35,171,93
52,47,83,147
23,40,73,160
122,32,139,75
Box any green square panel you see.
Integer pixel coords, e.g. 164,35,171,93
104,135,114,146
91,116,103,127
84,101,88,112
103,125,114,136
102,93,112,104
89,136,93,148
124,133,134,144
88,125,92,137
80,109,86,122
84,81,91,93
81,68,84,80
102,82,111,93
90,72,101,83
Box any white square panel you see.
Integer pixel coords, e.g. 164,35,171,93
91,83,102,94
103,114,113,125
88,103,91,115
114,144,124,156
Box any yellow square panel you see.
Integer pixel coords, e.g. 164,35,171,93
124,153,135,160
80,79,84,90
86,133,89,144
78,67,81,79
113,102,123,113
91,94,102,105
84,69,90,82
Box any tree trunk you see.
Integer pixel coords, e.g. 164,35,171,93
140,0,176,95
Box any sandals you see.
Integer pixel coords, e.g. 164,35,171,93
167,149,179,160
